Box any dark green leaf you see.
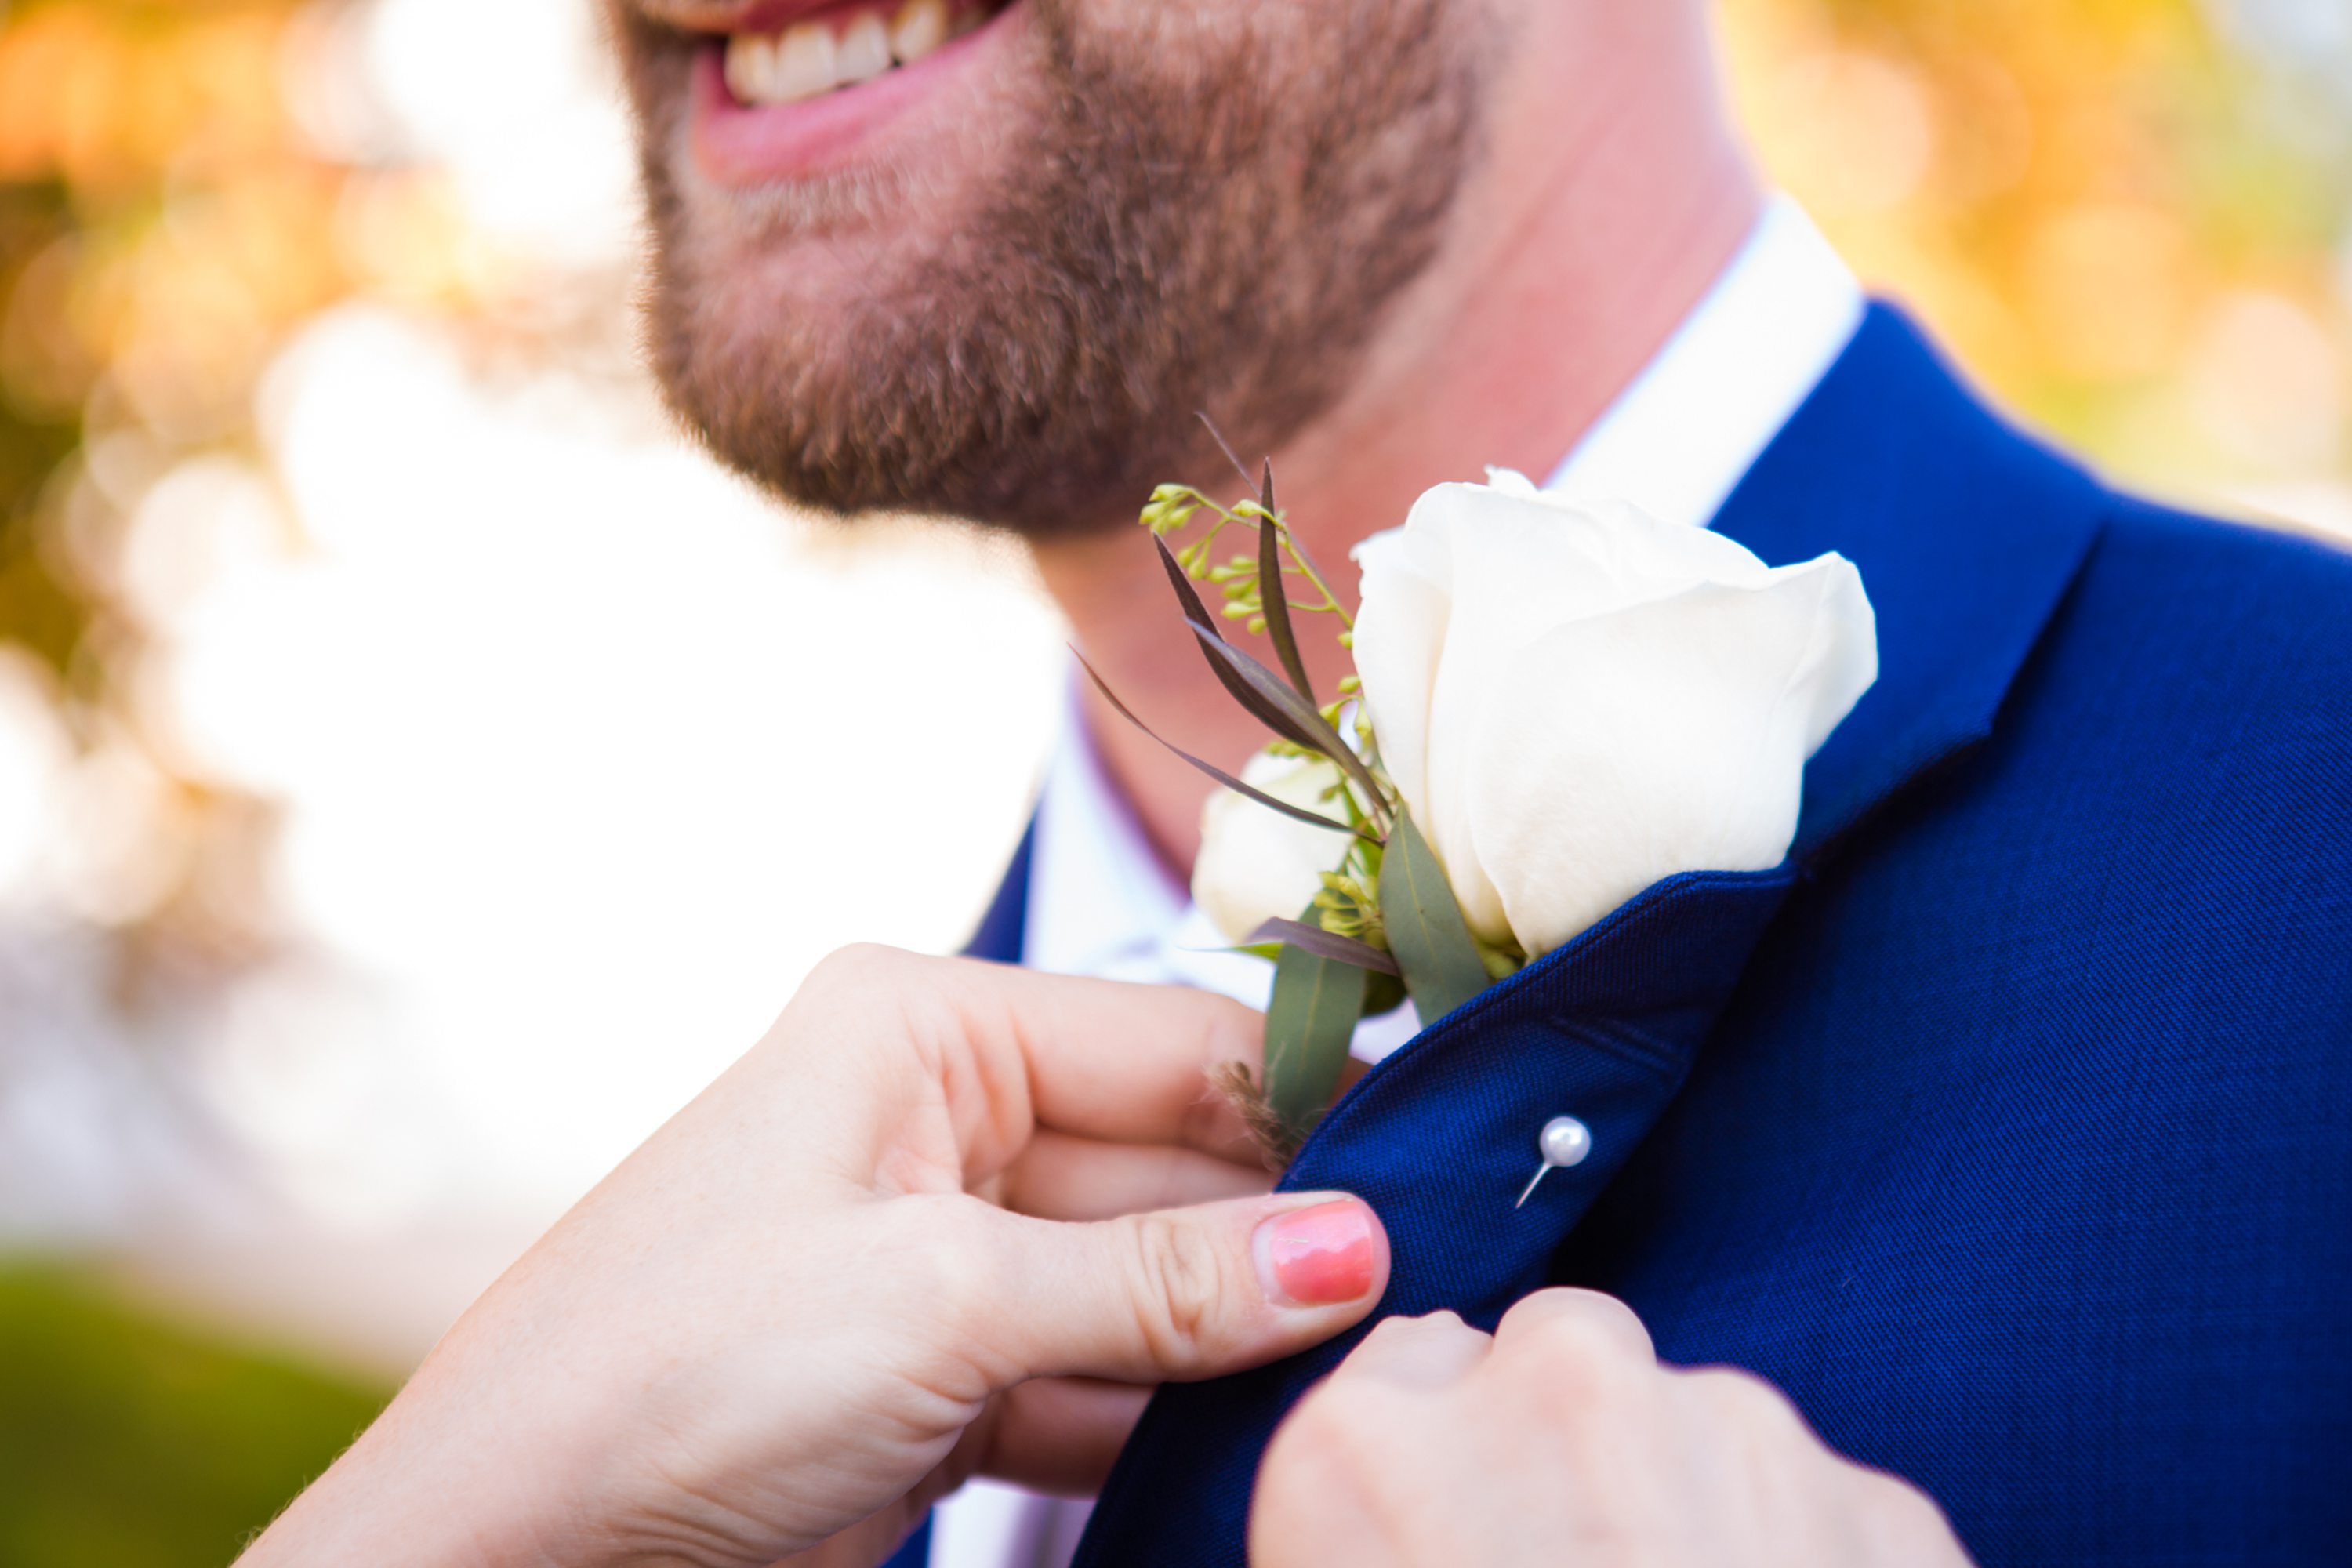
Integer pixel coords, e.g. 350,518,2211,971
1248,917,1400,976
1188,626,1388,814
1181,613,1330,752
1257,498,1315,706
1251,454,1346,687
1073,649,1374,842
1152,526,1381,826
1264,916,1369,1145
1154,534,1342,760
1377,808,1492,1024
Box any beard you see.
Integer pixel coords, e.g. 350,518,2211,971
622,0,1486,537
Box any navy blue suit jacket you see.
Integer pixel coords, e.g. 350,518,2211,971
895,305,2352,1567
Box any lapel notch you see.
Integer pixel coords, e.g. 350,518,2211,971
1711,305,2111,859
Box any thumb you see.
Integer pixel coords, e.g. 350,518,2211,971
987,1193,1390,1386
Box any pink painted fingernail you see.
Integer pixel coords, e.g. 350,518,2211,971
1257,1200,1378,1306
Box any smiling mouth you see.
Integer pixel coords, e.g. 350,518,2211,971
720,0,1005,107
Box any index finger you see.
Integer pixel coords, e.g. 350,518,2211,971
940,956,1269,1162
789,949,1269,1170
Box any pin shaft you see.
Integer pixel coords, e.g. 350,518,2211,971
1515,1165,1550,1210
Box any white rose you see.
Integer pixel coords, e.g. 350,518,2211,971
1192,751,1354,945
1350,473,1877,960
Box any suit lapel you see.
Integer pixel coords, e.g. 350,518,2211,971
1050,303,2113,1567
961,818,1034,964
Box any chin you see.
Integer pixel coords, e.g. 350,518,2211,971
613,0,1483,528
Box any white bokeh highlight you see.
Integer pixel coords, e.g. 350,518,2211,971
143,303,1063,1225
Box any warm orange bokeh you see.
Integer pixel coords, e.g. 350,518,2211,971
1725,0,2349,497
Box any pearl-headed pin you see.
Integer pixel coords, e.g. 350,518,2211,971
1515,1115,1593,1209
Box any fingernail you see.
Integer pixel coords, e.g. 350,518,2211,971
1256,1200,1377,1307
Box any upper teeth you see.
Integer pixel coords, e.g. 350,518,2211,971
724,0,983,107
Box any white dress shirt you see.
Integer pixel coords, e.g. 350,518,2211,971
927,195,1864,1568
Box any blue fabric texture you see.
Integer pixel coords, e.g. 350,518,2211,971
1057,306,2352,1566
963,815,1033,970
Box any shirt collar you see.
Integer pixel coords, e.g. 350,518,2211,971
1541,195,1864,525
1022,700,1189,980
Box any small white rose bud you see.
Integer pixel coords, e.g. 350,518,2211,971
1192,751,1353,946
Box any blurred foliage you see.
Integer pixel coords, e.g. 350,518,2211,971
0,1262,387,1567
0,0,344,670
0,180,83,673
1722,0,2352,496
0,0,358,968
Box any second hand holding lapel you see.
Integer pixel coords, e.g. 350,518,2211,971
1071,865,1798,1568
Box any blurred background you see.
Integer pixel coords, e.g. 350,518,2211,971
0,0,2346,1559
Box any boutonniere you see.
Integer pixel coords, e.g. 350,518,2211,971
1087,445,1877,1162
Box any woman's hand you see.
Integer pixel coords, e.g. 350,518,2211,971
1253,1290,1972,1568
243,946,1388,1568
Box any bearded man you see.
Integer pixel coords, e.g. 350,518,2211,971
608,2,2352,1565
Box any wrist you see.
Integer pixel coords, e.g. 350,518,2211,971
240,1317,655,1568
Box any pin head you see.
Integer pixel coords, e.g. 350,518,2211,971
1539,1116,1592,1170
1515,1115,1595,1209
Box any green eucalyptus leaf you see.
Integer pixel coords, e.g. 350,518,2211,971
1187,626,1388,812
1360,967,1409,1020
1264,914,1370,1146
1156,537,1345,767
1377,808,1491,1024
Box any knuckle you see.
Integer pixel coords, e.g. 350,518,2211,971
840,1199,1013,1396
1277,1380,1368,1459
1361,1310,1465,1352
1689,1364,1804,1434
1574,1289,1651,1343
1499,1288,1654,1363
1853,1471,1962,1555
1519,1314,1639,1398
1279,1380,1416,1486
808,941,914,996
1125,1212,1231,1368
1505,1286,1638,1331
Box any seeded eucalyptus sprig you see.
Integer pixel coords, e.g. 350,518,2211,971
1084,423,1520,1162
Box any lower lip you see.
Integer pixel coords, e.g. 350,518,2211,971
688,5,1019,188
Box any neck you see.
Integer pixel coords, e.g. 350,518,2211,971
1032,5,1761,877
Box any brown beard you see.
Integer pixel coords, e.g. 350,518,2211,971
623,0,1485,536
